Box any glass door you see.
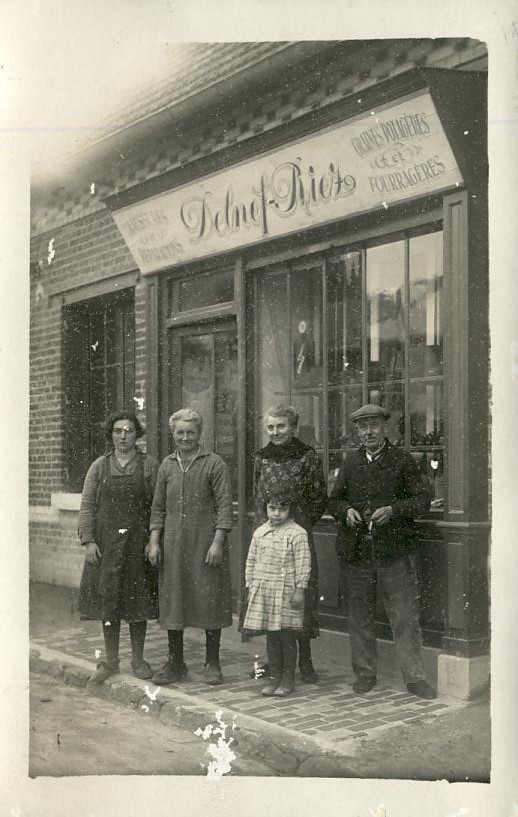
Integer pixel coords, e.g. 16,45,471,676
168,320,238,497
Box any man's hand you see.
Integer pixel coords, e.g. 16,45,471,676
346,507,363,527
85,542,101,564
291,588,305,609
205,540,223,566
370,505,393,525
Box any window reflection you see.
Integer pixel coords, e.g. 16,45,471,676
409,232,443,378
367,241,405,385
326,252,362,386
256,269,290,441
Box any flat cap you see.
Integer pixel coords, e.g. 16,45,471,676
350,403,390,422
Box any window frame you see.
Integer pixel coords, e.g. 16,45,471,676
62,287,136,492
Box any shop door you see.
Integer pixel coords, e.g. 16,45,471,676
168,320,238,497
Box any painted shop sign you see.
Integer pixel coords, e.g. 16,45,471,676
112,91,463,274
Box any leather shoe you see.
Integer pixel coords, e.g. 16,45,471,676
90,660,119,684
273,671,295,697
131,660,153,680
353,677,376,694
261,676,281,696
299,662,319,684
151,661,188,685
407,680,437,699
205,662,224,685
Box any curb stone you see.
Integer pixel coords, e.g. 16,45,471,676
30,643,362,777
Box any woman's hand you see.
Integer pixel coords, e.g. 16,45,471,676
146,536,161,566
84,542,101,564
291,588,305,609
205,540,223,566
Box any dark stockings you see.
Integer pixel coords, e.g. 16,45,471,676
129,621,147,665
297,636,313,668
102,620,121,668
205,628,222,665
166,628,222,666
266,630,297,678
167,629,184,666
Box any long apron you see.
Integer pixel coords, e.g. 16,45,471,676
78,453,159,622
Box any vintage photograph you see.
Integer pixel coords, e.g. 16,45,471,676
27,36,491,783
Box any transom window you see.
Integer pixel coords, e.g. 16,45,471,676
255,228,444,504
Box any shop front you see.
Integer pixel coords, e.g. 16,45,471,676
99,67,488,697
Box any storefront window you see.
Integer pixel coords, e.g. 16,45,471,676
255,227,444,505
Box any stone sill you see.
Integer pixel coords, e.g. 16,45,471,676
50,493,81,512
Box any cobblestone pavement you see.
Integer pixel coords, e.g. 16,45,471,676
32,618,463,748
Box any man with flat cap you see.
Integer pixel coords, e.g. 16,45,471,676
328,403,436,699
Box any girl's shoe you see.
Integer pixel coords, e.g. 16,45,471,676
273,671,295,697
261,676,281,696
131,660,153,680
90,660,119,684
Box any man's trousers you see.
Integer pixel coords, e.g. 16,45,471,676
339,554,426,684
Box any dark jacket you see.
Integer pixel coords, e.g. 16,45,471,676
328,440,430,563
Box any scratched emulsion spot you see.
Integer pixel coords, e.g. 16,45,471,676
133,396,145,410
90,182,95,195
95,649,101,660
47,238,56,265
369,807,387,817
253,654,266,679
195,710,236,779
119,528,128,534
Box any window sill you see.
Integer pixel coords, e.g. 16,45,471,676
50,493,81,512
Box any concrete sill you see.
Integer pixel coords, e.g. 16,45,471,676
50,493,81,512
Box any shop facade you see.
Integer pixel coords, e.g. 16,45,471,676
30,40,489,698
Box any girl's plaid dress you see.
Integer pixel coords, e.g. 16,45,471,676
243,519,311,632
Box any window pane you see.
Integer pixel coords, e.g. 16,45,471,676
328,386,363,492
290,392,324,450
88,309,105,366
326,252,362,386
214,332,238,497
291,263,323,389
256,269,290,442
179,334,215,450
367,241,405,385
368,381,405,445
409,232,443,378
409,380,443,447
64,290,135,490
179,267,234,311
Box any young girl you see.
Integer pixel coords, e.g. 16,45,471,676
243,487,312,697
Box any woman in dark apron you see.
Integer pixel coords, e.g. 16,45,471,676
78,411,159,682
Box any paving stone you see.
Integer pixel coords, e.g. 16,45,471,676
382,711,415,722
348,721,378,732
287,717,328,728
314,720,356,731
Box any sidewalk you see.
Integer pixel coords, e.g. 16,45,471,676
30,581,468,777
